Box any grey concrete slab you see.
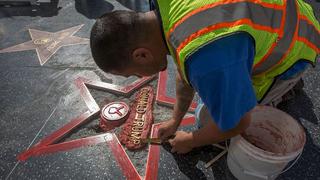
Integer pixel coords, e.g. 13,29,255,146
8,144,126,180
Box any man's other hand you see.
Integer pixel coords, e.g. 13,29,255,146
158,119,179,140
169,131,194,154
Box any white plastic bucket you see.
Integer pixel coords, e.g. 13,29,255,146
227,106,306,180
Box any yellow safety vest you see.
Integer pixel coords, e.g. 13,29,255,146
154,0,319,100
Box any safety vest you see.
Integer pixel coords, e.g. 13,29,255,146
154,0,320,101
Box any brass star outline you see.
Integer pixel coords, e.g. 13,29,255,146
0,24,89,65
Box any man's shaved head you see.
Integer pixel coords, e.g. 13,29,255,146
90,10,148,73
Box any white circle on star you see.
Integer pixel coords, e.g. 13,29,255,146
101,102,130,121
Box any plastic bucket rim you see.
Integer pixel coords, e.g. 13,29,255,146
228,136,305,179
234,134,305,162
237,106,307,160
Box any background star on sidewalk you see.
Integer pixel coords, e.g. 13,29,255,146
0,24,89,65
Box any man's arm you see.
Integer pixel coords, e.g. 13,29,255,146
191,107,251,148
158,72,195,140
173,72,195,121
168,32,257,154
169,108,252,154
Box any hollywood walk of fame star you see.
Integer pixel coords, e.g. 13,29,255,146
17,75,158,179
0,24,89,65
16,74,225,179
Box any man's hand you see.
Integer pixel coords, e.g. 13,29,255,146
157,73,194,140
157,72,195,146
158,119,179,140
169,131,194,154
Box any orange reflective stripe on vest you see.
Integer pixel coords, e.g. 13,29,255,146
253,0,298,75
168,1,283,50
167,0,318,76
298,16,320,53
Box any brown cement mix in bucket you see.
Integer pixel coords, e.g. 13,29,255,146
241,106,306,155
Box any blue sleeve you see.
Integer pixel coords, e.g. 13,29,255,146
186,32,257,132
279,61,310,80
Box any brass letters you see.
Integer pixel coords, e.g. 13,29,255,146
129,88,150,144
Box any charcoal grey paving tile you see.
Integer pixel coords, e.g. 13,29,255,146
8,144,126,180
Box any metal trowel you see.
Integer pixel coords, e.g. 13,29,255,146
141,135,175,145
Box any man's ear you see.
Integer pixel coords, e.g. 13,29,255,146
132,48,154,65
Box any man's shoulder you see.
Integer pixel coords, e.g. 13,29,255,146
186,32,255,78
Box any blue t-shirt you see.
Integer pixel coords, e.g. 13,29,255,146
186,32,309,131
186,33,257,131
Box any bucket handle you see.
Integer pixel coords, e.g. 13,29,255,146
247,151,302,179
277,150,303,175
227,140,303,180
